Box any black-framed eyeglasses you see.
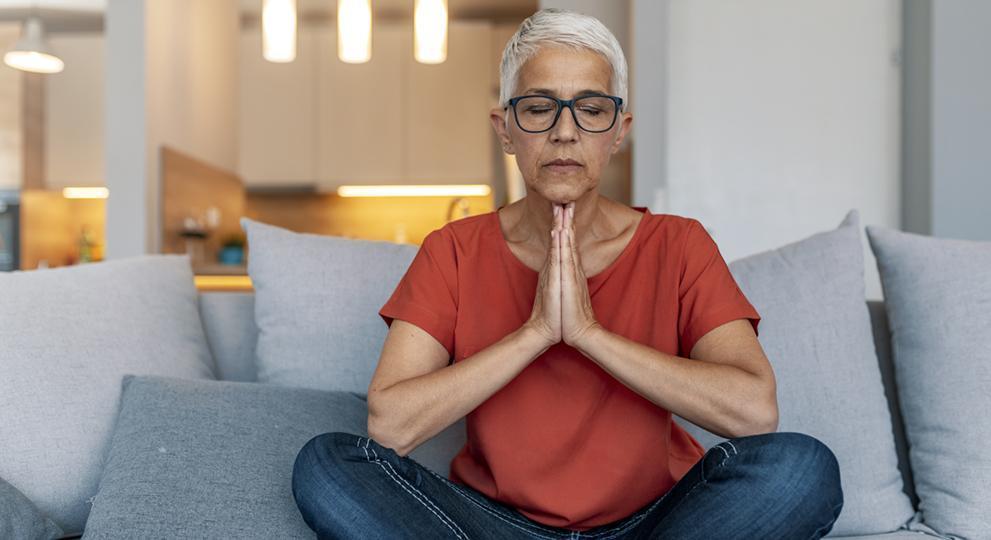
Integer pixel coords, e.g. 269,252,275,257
505,93,624,134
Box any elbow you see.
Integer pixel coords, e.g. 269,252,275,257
741,399,778,437
759,402,779,434
743,373,778,436
729,391,778,438
366,392,413,457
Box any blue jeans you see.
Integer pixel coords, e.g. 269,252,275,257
292,431,843,539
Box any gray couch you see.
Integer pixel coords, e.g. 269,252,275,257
10,211,980,539
197,291,915,496
193,293,926,540
39,291,933,540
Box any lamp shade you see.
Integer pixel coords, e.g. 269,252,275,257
3,16,64,74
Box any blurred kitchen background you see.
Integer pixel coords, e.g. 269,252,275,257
0,0,988,299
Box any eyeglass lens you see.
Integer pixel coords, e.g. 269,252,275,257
514,96,617,132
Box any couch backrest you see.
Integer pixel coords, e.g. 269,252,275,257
196,291,917,508
198,292,258,383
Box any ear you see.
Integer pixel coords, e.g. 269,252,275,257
610,112,633,154
490,107,515,154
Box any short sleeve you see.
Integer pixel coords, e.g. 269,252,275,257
677,219,760,358
378,228,458,359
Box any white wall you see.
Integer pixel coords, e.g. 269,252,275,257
930,0,991,241
662,0,902,300
105,0,239,258
46,33,105,188
147,0,239,174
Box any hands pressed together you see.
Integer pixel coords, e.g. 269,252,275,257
525,201,603,350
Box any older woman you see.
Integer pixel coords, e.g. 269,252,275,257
292,8,842,539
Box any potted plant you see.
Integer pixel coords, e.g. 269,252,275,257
218,232,246,265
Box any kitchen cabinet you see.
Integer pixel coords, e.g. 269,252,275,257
238,25,318,186
404,20,494,184
238,20,495,189
313,23,405,184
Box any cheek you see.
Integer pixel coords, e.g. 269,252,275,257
515,144,543,174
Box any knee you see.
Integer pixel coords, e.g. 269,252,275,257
753,432,843,506
292,432,362,502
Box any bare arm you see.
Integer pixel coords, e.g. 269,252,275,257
367,321,552,457
570,318,778,439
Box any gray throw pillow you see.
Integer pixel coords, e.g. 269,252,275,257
866,225,991,540
82,374,463,538
1,476,64,540
0,255,216,536
672,210,915,537
240,217,418,393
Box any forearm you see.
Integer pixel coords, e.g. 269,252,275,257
368,325,552,457
572,326,775,439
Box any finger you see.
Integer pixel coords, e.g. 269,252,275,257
570,230,580,285
569,226,580,268
561,222,573,276
556,225,563,289
552,229,560,269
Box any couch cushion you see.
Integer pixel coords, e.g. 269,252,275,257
672,210,915,537
0,255,216,536
866,225,991,540
82,374,463,538
240,217,417,393
198,291,258,382
865,300,917,509
1,476,64,540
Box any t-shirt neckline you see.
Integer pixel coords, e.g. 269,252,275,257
492,205,651,283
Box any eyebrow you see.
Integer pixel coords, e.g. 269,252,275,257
524,88,607,97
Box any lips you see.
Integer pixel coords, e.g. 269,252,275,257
545,158,582,166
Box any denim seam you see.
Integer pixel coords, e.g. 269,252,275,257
636,443,729,535
443,481,566,539
359,438,470,540
422,450,666,540
583,499,662,539
421,465,571,538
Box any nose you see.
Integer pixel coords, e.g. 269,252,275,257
550,104,579,143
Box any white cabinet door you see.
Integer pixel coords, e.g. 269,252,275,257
404,20,494,184
238,25,317,186
314,22,405,185
241,20,496,190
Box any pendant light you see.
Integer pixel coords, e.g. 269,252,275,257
338,0,371,63
4,16,64,74
414,0,447,64
262,0,297,63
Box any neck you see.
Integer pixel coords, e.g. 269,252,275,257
522,192,602,249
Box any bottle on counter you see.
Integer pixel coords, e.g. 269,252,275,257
79,225,95,263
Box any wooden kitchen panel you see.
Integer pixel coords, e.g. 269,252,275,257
161,145,245,270
244,191,494,245
19,189,105,269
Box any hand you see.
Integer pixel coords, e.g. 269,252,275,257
524,202,602,350
559,201,602,347
524,204,563,348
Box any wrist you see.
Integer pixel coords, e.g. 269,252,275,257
519,323,556,356
569,322,605,353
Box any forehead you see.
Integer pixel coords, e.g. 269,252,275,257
516,45,612,95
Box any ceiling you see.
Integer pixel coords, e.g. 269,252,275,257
0,0,103,32
0,0,536,33
239,0,536,20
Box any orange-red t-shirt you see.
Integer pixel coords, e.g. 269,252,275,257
378,206,761,531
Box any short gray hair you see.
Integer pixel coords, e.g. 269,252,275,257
499,8,629,113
